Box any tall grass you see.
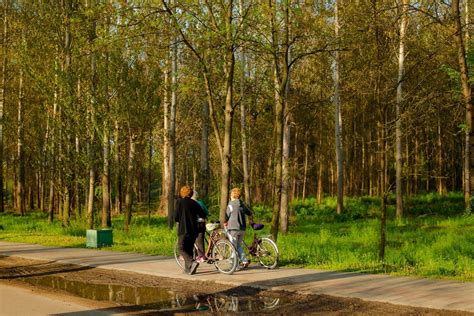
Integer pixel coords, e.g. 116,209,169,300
0,193,472,281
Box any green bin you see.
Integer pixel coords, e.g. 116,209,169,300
86,229,113,248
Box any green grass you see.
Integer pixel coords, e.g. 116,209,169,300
0,192,472,281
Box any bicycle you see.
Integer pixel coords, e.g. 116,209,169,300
174,222,238,274
230,223,279,269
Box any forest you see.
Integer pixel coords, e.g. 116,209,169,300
0,0,473,257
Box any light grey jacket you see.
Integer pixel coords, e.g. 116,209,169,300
225,199,252,231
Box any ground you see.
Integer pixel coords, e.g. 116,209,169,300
0,256,470,315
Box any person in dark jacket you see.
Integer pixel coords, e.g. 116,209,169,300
191,190,208,262
175,185,206,275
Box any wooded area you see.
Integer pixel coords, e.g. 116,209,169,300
0,0,472,241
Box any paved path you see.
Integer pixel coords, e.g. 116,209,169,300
0,241,472,313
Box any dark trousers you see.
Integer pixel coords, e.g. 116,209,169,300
196,222,206,257
178,234,196,272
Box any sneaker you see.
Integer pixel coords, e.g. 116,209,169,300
196,256,206,263
242,262,249,269
189,261,199,275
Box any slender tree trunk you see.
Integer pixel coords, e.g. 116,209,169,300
200,99,209,198
87,0,97,229
160,61,170,215
102,62,111,228
271,68,284,240
303,142,309,200
62,0,73,227
16,62,25,216
378,120,387,260
0,0,7,213
101,123,110,227
334,0,343,215
114,120,122,215
280,116,290,234
291,130,298,200
453,0,473,211
396,0,409,218
270,0,290,241
167,15,177,229
436,117,446,195
124,135,136,233
147,131,152,222
239,0,251,207
217,0,236,225
317,113,324,204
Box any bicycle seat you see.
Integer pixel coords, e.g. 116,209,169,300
251,223,264,230
206,223,220,232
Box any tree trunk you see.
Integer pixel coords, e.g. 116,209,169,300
303,142,309,200
200,99,210,198
280,116,290,234
218,1,235,225
124,135,136,233
395,0,409,218
114,120,122,215
16,62,25,216
453,0,473,212
147,132,152,222
437,116,446,195
239,0,251,207
270,0,289,241
167,15,177,229
334,0,343,215
102,121,111,227
0,0,7,213
87,0,97,229
160,52,170,216
378,120,387,260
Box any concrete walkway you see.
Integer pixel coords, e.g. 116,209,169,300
0,241,472,313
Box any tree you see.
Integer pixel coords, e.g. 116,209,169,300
395,0,409,217
333,0,343,215
453,0,473,212
0,0,8,213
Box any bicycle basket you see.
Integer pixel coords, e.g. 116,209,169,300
251,223,264,230
206,223,220,232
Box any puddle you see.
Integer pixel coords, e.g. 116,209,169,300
21,275,284,313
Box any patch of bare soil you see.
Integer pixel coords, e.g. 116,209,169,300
0,256,470,315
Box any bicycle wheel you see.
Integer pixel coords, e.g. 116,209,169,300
256,238,279,269
174,240,185,270
211,239,238,274
174,240,198,271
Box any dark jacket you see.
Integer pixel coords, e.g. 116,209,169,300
175,197,206,236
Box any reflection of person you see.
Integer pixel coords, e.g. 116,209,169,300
191,190,208,262
225,188,253,270
175,185,206,275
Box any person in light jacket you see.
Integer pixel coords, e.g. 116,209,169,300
225,187,253,269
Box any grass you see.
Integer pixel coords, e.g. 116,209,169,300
0,192,472,281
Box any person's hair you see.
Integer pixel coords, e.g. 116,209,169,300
180,185,193,198
230,187,241,199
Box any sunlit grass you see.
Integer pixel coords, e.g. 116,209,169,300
0,192,472,281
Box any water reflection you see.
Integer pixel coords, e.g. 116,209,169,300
21,275,282,312
184,294,281,313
